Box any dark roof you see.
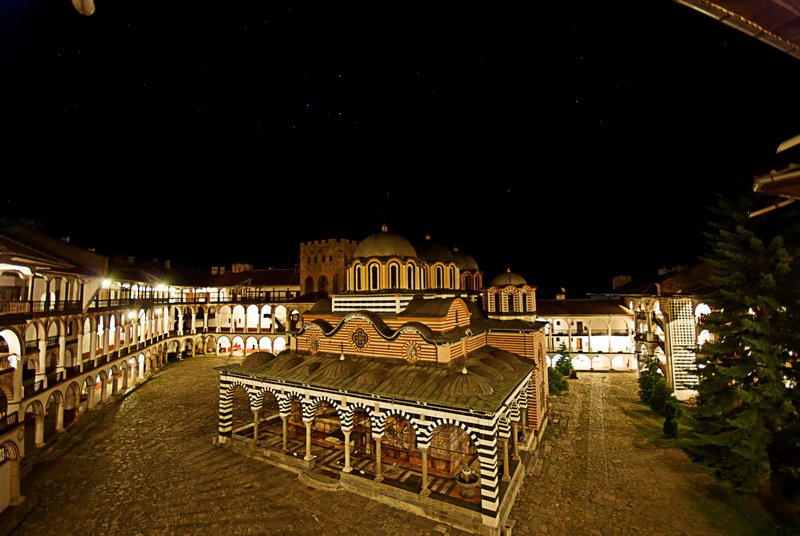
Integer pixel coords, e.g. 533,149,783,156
537,299,632,316
611,264,713,296
210,269,299,287
676,0,800,61
399,297,458,318
754,163,800,199
220,346,534,414
109,260,211,287
0,224,107,276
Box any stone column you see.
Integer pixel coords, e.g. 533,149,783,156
36,337,47,389
420,447,430,495
342,429,352,473
114,320,122,352
304,421,314,461
34,413,45,447
502,438,511,481
191,312,196,334
89,322,97,365
55,401,65,432
8,460,22,505
76,326,84,373
178,313,184,336
281,415,289,451
587,326,592,352
512,422,521,461
203,312,209,333
374,436,383,482
57,335,66,379
253,409,260,442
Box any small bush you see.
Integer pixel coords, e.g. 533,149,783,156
663,417,679,438
548,367,569,395
649,378,671,414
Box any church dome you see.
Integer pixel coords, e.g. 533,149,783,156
415,240,454,263
452,249,479,271
489,269,527,287
353,226,417,259
240,352,275,367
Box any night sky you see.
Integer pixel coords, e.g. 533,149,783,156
3,1,800,294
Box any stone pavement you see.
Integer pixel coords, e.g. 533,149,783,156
11,360,735,535
13,355,464,536
509,374,726,536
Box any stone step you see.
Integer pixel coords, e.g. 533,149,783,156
298,470,342,492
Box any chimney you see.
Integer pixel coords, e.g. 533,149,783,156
164,259,171,270
556,287,566,301
424,233,431,241
381,223,388,233
211,267,219,275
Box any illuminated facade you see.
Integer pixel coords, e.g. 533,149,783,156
607,265,713,400
0,224,313,513
216,227,548,535
536,298,636,371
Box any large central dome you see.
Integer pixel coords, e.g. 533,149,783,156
353,227,417,259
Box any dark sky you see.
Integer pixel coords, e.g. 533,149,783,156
2,1,800,294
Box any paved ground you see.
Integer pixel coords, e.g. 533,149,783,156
509,374,728,536
12,359,741,535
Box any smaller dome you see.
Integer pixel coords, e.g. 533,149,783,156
440,368,494,397
452,249,479,271
320,356,353,380
352,370,385,390
269,355,304,372
353,226,417,259
416,238,454,263
240,352,275,367
489,269,527,287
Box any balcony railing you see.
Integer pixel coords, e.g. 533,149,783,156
0,300,82,316
0,413,19,435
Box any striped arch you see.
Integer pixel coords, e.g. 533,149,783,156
218,380,254,437
421,416,501,519
340,401,374,431
251,386,281,411
372,408,420,439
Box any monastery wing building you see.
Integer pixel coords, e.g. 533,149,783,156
217,227,548,535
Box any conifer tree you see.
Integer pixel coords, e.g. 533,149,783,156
691,196,800,494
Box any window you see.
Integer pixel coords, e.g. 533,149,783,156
420,267,427,289
389,263,399,289
463,274,472,291
407,264,416,290
520,292,527,312
329,255,333,262
369,263,380,290
556,320,561,326
435,266,444,288
494,293,501,312
449,266,455,289
354,264,362,291
507,292,515,312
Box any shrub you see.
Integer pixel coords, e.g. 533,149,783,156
548,367,569,395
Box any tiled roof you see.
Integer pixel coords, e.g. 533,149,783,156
221,346,534,414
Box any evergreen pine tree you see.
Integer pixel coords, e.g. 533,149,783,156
690,196,800,494
555,343,573,377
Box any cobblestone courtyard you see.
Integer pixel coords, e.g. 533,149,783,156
10,358,761,535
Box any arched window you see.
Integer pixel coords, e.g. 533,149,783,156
354,264,362,291
420,266,428,289
494,293,501,312
474,273,481,290
520,292,527,312
407,264,416,290
507,292,515,312
389,263,399,289
449,266,456,289
463,274,472,291
369,263,380,290
435,266,444,288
